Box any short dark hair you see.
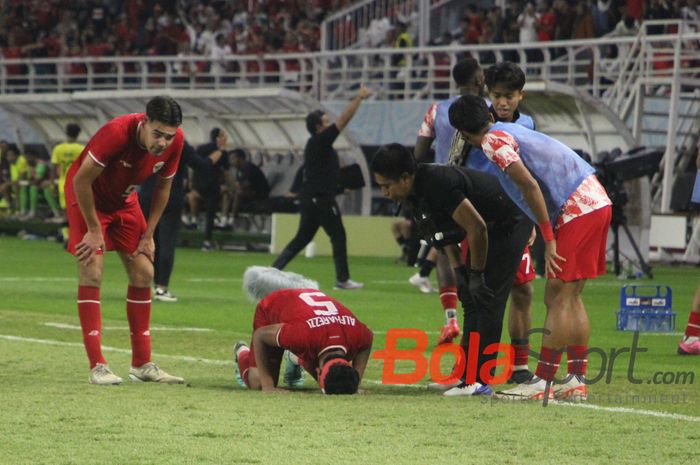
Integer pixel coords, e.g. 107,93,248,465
322,358,360,395
66,123,81,139
484,61,526,92
146,95,182,127
210,127,222,143
305,110,324,135
448,94,491,134
370,143,416,181
231,148,246,160
452,58,481,87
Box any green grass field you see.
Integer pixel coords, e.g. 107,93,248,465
1,237,699,465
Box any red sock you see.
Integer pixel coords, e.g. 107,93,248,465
511,338,530,368
237,348,251,388
439,286,458,311
685,311,700,338
567,345,588,377
535,347,562,382
126,286,152,368
77,286,106,369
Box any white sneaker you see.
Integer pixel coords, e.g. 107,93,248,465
553,375,587,402
495,376,553,401
408,272,434,294
427,379,462,391
89,363,123,385
154,288,178,302
334,279,364,290
129,362,184,384
283,350,305,388
443,382,493,397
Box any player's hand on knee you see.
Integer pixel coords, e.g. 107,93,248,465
76,230,104,263
131,236,155,262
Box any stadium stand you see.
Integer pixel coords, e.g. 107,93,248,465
0,1,698,260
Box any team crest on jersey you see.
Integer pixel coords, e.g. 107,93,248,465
153,161,165,173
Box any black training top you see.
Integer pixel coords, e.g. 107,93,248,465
236,161,271,198
411,164,523,225
299,124,340,197
192,142,229,192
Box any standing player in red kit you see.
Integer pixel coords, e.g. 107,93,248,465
65,96,185,385
234,266,373,394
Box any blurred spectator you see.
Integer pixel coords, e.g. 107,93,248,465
460,6,483,44
536,1,557,42
230,148,271,220
6,145,27,217
613,15,640,37
592,0,613,37
0,141,12,214
23,148,61,221
572,2,596,39
487,6,505,44
51,123,84,229
518,2,538,44
518,2,540,66
681,0,700,33
186,128,229,250
646,0,674,34
553,0,575,42
363,17,392,48
210,33,233,79
390,21,413,99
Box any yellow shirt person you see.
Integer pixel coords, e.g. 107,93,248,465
51,124,84,209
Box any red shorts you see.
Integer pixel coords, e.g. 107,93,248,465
66,198,147,255
552,206,612,281
513,247,536,285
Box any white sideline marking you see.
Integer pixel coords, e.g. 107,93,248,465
0,277,75,282
2,333,698,423
558,402,700,423
0,334,229,366
44,322,214,332
372,330,440,335
186,278,242,283
639,332,684,336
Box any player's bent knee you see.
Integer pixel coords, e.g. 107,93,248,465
511,283,533,309
127,262,154,287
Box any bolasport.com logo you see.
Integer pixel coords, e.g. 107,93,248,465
371,328,695,387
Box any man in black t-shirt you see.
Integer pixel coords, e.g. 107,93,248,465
371,143,533,396
187,128,230,250
231,148,270,217
272,86,371,289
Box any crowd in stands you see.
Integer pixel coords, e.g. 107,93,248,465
0,0,369,69
1,0,697,67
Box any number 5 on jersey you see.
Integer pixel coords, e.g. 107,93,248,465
299,292,339,316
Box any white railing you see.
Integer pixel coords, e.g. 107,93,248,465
2,30,697,103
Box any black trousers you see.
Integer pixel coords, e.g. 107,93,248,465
195,187,219,242
459,216,533,385
272,195,349,282
139,198,182,289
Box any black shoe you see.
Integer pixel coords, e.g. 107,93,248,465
508,369,534,384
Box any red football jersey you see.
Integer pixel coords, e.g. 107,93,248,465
65,113,183,213
255,288,373,373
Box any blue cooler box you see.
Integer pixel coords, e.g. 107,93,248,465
616,285,675,332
